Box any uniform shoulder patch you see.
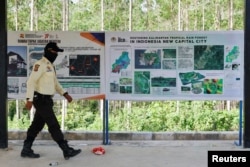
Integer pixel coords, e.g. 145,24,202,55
34,64,40,71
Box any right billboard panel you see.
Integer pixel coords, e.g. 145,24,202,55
105,31,244,101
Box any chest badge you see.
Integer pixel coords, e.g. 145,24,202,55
47,66,53,72
34,64,40,71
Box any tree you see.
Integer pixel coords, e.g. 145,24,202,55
6,0,244,132
7,0,244,31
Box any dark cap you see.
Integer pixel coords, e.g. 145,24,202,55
44,42,64,52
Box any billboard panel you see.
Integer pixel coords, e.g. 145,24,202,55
105,31,243,100
8,31,105,99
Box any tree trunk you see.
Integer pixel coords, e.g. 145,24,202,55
126,101,131,130
14,0,18,31
30,0,34,31
214,0,220,30
202,0,205,30
194,0,197,30
226,101,231,111
63,0,65,30
185,1,189,31
229,0,233,30
101,0,104,31
178,0,181,30
129,0,132,31
35,7,38,31
16,100,19,119
66,0,69,30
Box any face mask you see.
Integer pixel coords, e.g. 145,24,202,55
44,50,58,63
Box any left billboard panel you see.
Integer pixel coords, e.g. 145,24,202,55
8,31,105,100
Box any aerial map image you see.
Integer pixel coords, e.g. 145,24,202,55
135,49,161,69
151,76,176,87
194,45,224,70
134,71,150,94
163,48,177,58
179,71,205,85
69,54,100,76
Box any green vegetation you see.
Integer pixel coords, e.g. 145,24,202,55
7,0,244,31
109,101,240,131
8,100,240,131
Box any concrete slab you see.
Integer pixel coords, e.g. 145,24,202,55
0,140,249,167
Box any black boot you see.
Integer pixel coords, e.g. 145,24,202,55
21,140,40,158
58,140,81,160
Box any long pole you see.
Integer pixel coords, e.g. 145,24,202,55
0,0,8,149
244,0,250,148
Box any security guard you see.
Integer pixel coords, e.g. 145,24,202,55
21,42,81,160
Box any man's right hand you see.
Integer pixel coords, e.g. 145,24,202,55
25,101,33,110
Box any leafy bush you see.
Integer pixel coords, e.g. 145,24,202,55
108,101,240,131
7,100,240,132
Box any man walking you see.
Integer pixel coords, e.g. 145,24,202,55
21,42,81,160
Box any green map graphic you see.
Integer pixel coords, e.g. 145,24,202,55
134,71,150,94
194,45,224,70
112,51,130,73
225,46,240,63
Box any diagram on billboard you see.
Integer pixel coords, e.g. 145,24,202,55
225,46,240,63
177,46,193,70
119,77,132,94
109,47,132,94
111,51,130,73
203,79,223,94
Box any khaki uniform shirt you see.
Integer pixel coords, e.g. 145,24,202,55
26,57,66,101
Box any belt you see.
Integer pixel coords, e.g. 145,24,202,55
34,91,52,98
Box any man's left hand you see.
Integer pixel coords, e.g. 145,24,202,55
25,101,33,110
64,93,73,103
